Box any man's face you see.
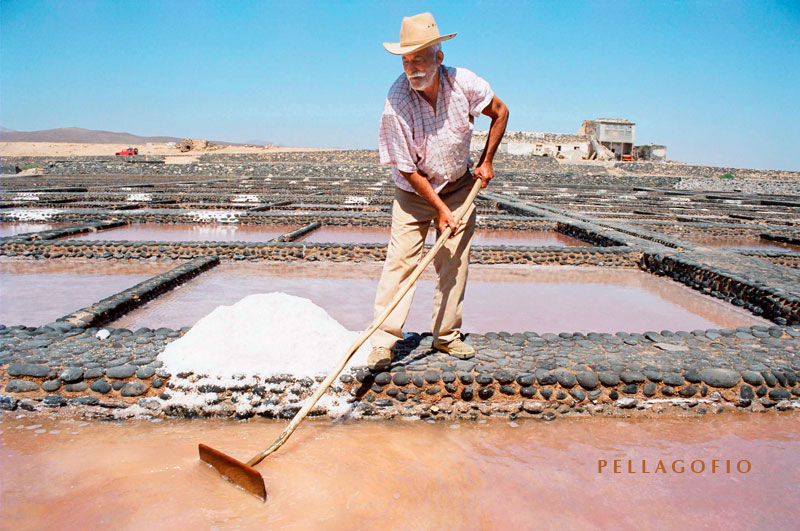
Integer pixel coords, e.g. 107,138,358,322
402,47,441,91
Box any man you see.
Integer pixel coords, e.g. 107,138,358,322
369,12,508,370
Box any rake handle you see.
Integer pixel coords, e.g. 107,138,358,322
246,177,483,467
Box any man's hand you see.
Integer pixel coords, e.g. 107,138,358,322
473,161,494,189
436,206,461,237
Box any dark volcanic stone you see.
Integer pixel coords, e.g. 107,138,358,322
516,374,535,386
570,389,586,402
520,386,536,398
494,370,515,385
761,372,777,387
59,367,84,383
478,387,494,400
42,379,62,392
0,396,18,411
684,370,702,383
425,387,441,395
424,370,440,384
112,381,126,391
411,374,424,387
43,394,67,407
756,386,767,397
374,372,391,386
576,371,599,390
106,365,137,379
620,371,645,384
740,385,755,400
741,371,764,386
662,373,685,386
461,387,474,400
536,369,556,385
644,370,663,382
661,386,674,396
643,382,657,397
476,373,493,386
69,396,99,406
121,382,148,397
5,380,39,393
458,372,474,385
699,368,740,388
598,371,620,387
556,391,568,400
540,388,553,400
679,385,699,397
768,389,791,400
65,382,88,392
392,373,411,386
588,389,602,401
7,363,49,378
499,385,516,395
136,367,155,379
151,378,164,389
84,368,104,379
91,380,111,394
441,371,457,384
623,384,638,394
554,369,576,388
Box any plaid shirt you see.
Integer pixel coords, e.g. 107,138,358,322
379,65,494,193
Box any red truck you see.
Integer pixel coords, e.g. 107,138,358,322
115,147,139,156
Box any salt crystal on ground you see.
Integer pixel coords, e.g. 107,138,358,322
159,292,370,378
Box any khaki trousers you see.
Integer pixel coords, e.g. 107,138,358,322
371,171,477,349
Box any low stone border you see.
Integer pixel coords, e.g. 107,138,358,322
743,252,800,270
643,252,799,325
2,220,127,243
1,325,797,420
0,239,640,266
762,232,800,246
272,221,321,242
0,210,549,230
57,256,219,328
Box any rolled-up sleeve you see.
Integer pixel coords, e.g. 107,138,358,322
378,103,417,173
456,68,494,117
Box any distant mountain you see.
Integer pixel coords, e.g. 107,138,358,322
0,126,244,145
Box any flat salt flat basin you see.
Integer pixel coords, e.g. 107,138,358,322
297,226,591,247
0,258,172,326
687,237,800,252
111,263,772,333
65,223,301,242
1,413,798,528
0,222,68,237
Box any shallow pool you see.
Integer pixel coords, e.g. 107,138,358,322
111,263,772,333
1,412,797,528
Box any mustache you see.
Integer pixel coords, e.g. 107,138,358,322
407,71,427,80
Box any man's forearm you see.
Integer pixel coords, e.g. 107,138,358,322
401,170,448,214
478,102,509,167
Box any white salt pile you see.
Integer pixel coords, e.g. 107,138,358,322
159,292,370,379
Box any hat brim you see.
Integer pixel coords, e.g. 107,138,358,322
383,33,456,55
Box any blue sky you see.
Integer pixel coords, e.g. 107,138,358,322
2,1,798,170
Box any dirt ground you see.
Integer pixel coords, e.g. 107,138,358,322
0,141,332,157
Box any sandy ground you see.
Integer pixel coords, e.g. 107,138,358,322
1,142,332,157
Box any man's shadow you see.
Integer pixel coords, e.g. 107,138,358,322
352,332,430,401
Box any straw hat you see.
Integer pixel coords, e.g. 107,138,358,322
383,12,456,55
